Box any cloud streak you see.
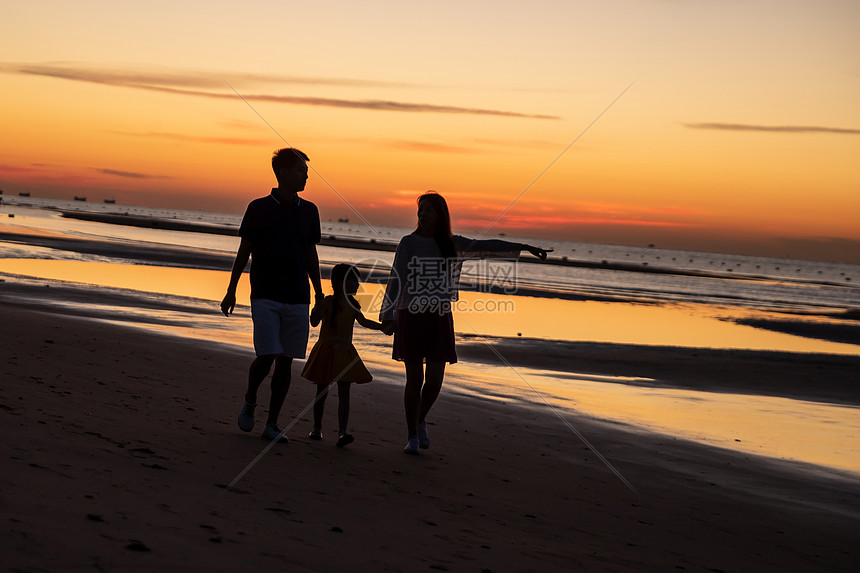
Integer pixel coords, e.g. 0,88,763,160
1,62,559,119
1,62,417,90
0,164,43,174
456,215,699,230
378,140,478,154
1,162,165,181
225,91,558,118
92,168,159,179
382,195,702,231
685,122,860,135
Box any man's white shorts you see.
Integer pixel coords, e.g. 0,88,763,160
250,300,310,358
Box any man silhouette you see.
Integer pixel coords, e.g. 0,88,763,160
221,148,324,443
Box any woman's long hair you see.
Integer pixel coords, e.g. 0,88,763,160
329,263,359,328
417,191,456,264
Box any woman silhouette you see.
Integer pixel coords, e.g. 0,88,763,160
380,191,550,454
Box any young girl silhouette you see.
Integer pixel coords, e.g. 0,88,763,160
302,263,385,447
380,191,550,454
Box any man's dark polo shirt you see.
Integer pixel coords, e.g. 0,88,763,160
238,190,321,304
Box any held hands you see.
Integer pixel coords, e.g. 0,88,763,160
524,244,553,261
310,293,326,325
311,292,326,312
381,320,396,336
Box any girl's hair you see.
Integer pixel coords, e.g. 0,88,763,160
417,191,456,264
329,263,360,328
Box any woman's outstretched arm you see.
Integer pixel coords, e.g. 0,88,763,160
522,244,552,260
454,235,552,260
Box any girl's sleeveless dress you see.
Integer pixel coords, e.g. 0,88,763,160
302,297,372,384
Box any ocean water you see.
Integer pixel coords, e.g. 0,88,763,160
2,195,858,315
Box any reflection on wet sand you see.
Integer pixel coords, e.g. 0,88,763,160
453,291,860,356
449,361,860,474
0,258,250,304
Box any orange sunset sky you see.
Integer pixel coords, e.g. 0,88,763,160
1,1,858,262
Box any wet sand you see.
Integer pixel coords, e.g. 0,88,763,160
457,335,860,406
2,289,859,570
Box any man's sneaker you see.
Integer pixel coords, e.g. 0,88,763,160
308,429,323,440
261,423,289,443
237,401,256,432
403,436,420,455
336,433,354,448
417,421,430,449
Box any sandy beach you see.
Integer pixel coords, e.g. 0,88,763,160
2,284,859,571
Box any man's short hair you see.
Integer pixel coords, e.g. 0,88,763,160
272,148,309,175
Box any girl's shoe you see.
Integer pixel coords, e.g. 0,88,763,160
261,423,289,443
336,433,354,447
403,436,420,455
308,429,323,440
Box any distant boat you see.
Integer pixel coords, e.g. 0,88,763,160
19,192,30,197
74,196,87,201
338,217,349,223
104,199,116,204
